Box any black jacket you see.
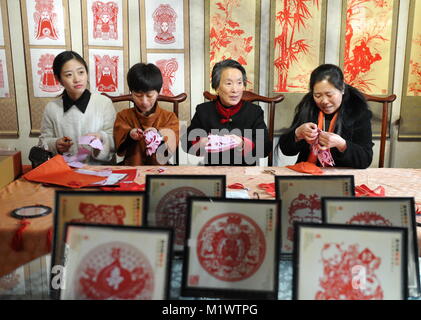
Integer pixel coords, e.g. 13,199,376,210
182,100,272,165
277,86,374,169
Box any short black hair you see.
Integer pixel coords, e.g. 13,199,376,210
53,51,88,80
127,63,163,93
211,59,247,90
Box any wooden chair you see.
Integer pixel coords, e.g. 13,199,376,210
102,92,187,165
203,91,285,166
363,93,397,168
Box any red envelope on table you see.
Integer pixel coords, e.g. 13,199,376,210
286,162,323,175
23,155,105,188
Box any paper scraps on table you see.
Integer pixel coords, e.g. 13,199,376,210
205,134,240,153
257,183,275,197
355,184,385,197
286,162,323,175
23,155,105,188
228,183,247,190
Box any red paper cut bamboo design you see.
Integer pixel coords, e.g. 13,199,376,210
273,0,319,92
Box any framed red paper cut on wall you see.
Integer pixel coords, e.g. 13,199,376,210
399,0,421,139
88,48,125,96
269,0,327,134
147,53,185,97
271,0,325,94
340,0,398,96
20,0,71,135
140,0,190,122
82,0,128,111
339,0,398,140
205,0,260,93
87,0,123,47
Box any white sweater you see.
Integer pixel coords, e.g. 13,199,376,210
38,93,116,164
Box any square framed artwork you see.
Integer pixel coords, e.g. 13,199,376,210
322,196,420,297
147,53,185,97
275,175,355,255
50,190,145,296
86,0,124,47
25,0,66,46
145,174,226,253
144,0,184,49
181,198,280,299
30,48,64,98
58,223,173,300
293,223,408,300
88,48,125,96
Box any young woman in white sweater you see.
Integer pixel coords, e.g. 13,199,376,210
38,51,116,164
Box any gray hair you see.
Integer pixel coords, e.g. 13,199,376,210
211,59,247,90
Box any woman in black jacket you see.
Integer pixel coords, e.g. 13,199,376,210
277,64,373,169
183,59,272,165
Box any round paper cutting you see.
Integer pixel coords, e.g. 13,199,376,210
156,187,206,246
197,213,266,282
75,242,154,300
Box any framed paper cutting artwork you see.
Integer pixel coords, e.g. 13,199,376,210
147,53,185,97
88,48,124,96
145,175,226,253
181,198,280,299
145,0,184,49
275,175,355,255
205,0,260,92
58,223,173,300
50,190,145,297
86,0,123,47
322,196,420,297
25,0,66,46
269,0,327,133
30,48,63,98
293,223,407,300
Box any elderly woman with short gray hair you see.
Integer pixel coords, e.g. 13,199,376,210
183,59,272,165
